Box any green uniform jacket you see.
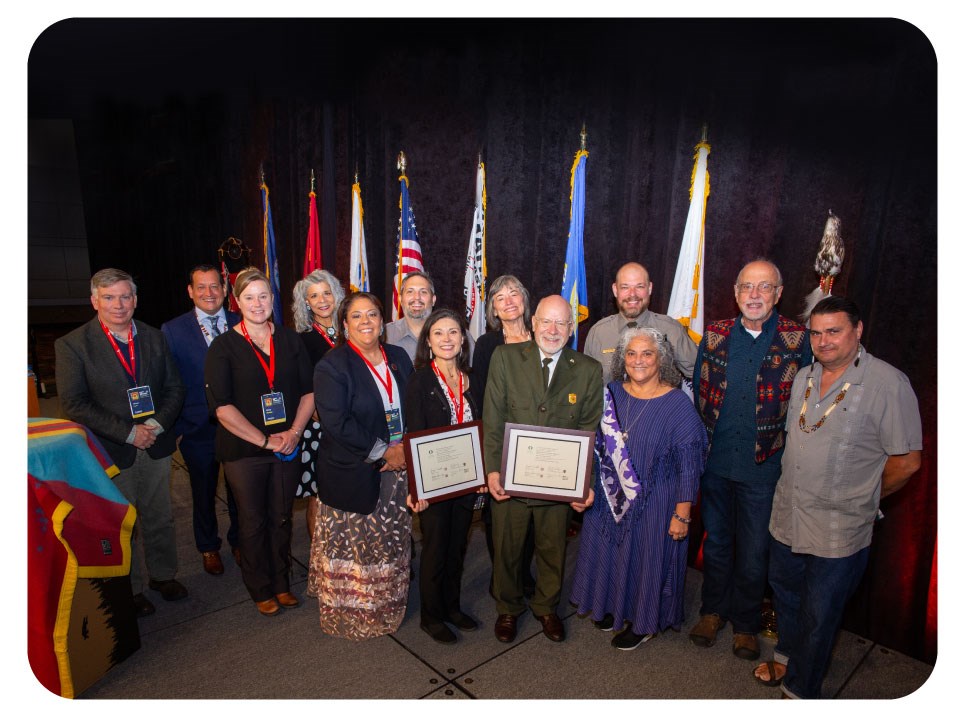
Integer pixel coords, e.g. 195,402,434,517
482,340,603,503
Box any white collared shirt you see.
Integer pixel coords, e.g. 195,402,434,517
194,306,228,345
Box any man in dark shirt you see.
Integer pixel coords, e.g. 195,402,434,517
689,260,811,660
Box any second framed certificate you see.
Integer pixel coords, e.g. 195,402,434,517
499,423,595,503
403,421,486,503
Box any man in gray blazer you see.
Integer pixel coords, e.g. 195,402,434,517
56,268,186,618
483,295,603,643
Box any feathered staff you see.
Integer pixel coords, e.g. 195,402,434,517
800,210,844,323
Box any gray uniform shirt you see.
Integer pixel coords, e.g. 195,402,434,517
384,318,419,361
583,309,698,384
769,347,922,558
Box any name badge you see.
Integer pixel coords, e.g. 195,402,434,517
261,391,287,426
385,407,402,443
128,385,155,418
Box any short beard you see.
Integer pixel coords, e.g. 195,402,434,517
405,307,431,321
618,302,644,319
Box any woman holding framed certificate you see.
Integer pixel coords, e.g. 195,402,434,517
204,268,315,616
404,308,485,644
310,292,414,639
569,326,707,650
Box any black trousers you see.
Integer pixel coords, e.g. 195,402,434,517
223,454,299,602
418,492,476,626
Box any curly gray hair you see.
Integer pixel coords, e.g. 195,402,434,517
609,326,681,388
292,269,346,332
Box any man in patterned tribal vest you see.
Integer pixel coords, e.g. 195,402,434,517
688,260,811,662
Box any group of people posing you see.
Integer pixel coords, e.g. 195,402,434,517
54,257,922,700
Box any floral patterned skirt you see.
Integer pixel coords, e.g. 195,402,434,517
308,471,411,640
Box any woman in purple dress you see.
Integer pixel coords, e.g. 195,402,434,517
570,326,707,650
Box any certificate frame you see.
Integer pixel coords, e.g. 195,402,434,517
499,423,594,503
403,421,486,503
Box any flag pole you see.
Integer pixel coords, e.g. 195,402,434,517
701,123,708,143
395,151,408,317
580,123,587,151
310,168,316,193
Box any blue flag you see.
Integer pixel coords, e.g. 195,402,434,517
561,149,589,346
260,179,284,326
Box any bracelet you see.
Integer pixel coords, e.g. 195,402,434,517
291,427,300,437
260,435,269,449
672,511,691,524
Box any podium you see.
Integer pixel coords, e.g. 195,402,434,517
27,419,141,698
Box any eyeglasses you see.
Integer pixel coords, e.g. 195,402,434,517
535,317,572,329
735,282,780,295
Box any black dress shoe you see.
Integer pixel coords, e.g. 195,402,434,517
133,592,155,618
535,613,565,642
421,622,457,644
148,578,188,601
494,614,518,643
445,611,478,632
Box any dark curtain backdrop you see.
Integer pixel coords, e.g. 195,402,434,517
29,18,936,662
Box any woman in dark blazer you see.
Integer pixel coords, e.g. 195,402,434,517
405,308,485,644
309,292,414,640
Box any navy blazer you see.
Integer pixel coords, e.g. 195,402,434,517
55,318,185,469
313,343,413,514
161,308,240,439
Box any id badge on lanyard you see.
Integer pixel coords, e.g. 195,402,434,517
261,391,287,426
128,385,156,418
385,407,402,443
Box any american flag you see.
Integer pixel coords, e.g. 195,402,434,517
392,172,424,320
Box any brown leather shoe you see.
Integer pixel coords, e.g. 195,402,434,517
232,547,242,565
256,598,280,616
494,614,518,643
275,592,300,608
689,613,726,647
535,613,565,642
733,632,760,660
201,551,224,575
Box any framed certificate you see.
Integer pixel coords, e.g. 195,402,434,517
403,421,486,503
499,423,594,503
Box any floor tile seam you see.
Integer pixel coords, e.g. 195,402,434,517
832,639,877,699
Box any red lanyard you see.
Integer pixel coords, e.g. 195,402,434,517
99,320,136,382
239,320,276,390
313,322,336,349
348,341,393,403
431,360,464,424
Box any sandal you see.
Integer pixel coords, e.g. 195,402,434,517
753,660,786,687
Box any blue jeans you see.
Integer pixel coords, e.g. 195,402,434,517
699,470,778,633
769,539,870,699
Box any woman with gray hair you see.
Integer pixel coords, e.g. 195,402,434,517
570,326,707,650
291,269,346,554
292,269,346,366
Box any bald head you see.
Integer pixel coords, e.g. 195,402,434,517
533,295,574,356
612,262,653,319
734,260,784,330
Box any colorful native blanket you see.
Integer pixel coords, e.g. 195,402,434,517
27,418,136,698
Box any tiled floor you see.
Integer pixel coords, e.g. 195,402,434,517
67,448,934,701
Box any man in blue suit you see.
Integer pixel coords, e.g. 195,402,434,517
161,264,240,575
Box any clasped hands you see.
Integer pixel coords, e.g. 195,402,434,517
265,429,300,455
